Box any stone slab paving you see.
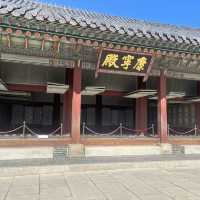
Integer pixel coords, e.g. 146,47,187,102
0,168,200,200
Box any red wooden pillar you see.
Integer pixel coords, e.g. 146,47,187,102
63,65,82,143
157,70,168,143
135,77,147,131
135,98,147,131
71,66,82,143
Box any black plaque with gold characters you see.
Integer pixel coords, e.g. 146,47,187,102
96,49,154,80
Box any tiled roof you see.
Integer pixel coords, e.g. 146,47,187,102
0,0,200,46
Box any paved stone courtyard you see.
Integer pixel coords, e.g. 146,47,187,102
1,167,200,200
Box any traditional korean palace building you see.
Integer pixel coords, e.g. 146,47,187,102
1,0,200,154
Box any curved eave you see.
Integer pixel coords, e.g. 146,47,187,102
1,0,200,50
0,14,200,54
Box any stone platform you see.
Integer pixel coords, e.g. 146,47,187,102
1,144,200,161
1,154,200,177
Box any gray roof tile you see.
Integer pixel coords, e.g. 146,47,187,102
0,0,200,46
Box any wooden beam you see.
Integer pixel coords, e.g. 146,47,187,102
7,84,46,92
100,90,126,97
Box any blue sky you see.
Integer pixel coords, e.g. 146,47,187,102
41,0,199,28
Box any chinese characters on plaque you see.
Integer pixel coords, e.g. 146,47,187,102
97,49,153,76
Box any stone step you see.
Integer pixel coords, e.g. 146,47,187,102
53,146,69,160
172,144,185,155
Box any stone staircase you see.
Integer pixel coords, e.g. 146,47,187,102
172,144,185,155
53,146,69,160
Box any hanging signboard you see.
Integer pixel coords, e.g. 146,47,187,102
96,49,154,81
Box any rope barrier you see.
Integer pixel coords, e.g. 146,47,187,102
25,125,39,136
48,127,61,136
168,127,196,135
83,123,154,136
0,121,63,137
25,125,62,136
0,125,23,134
83,123,200,137
3,122,200,138
122,126,153,133
85,126,120,136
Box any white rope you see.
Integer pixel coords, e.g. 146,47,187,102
84,125,154,136
0,125,23,134
25,125,61,136
169,127,195,135
85,126,120,136
122,126,153,133
0,122,62,137
49,127,61,135
25,125,38,136
121,126,155,137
